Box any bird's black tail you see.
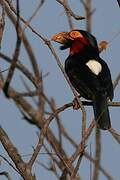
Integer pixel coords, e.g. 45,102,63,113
93,96,111,130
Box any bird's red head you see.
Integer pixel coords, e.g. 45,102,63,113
52,29,99,55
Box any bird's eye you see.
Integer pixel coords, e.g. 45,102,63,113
69,31,83,39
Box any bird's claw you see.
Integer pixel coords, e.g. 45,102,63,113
72,98,80,110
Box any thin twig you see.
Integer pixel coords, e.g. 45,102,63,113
20,75,38,105
93,128,101,180
81,0,94,33
28,106,63,169
0,76,72,174
0,126,35,179
2,0,41,84
62,0,74,29
113,73,120,89
69,120,95,164
36,160,59,179
84,152,113,180
56,0,85,20
0,1,5,47
0,154,19,174
109,128,120,144
71,151,84,178
27,96,72,171
90,144,92,180
0,52,38,87
43,144,67,176
42,110,114,179
3,0,21,97
3,0,45,118
51,98,63,152
22,0,45,33
0,1,120,179
60,168,68,180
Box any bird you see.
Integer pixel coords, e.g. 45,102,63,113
52,29,113,130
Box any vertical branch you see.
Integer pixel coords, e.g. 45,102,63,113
70,152,84,178
63,0,74,30
93,128,101,180
3,1,45,115
69,120,95,164
50,98,63,151
81,0,94,33
0,2,5,47
84,152,113,180
85,0,92,33
90,143,92,180
3,0,21,97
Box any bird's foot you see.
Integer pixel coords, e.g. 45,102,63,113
72,98,80,110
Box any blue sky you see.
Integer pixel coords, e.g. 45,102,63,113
0,0,120,179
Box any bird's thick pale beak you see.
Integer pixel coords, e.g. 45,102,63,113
51,32,73,44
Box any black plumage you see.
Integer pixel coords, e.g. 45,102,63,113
52,29,113,130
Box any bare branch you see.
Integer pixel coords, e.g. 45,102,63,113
81,0,94,32
84,152,113,180
0,52,38,87
93,128,101,180
28,105,64,169
36,160,59,179
109,128,120,144
0,1,5,47
3,0,21,97
71,152,84,178
69,120,95,164
56,0,85,20
0,1,119,179
22,0,45,32
0,126,35,180
0,154,19,174
113,73,120,89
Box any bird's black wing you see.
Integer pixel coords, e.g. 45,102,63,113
98,59,113,100
65,56,113,130
65,58,105,100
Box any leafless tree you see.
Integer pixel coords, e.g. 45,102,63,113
0,0,120,180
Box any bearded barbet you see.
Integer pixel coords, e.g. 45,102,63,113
52,30,113,130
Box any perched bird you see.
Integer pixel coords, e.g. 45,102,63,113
52,29,113,130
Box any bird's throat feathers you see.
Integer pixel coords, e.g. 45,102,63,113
70,38,89,55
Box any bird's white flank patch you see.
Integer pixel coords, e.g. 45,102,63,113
86,60,102,75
